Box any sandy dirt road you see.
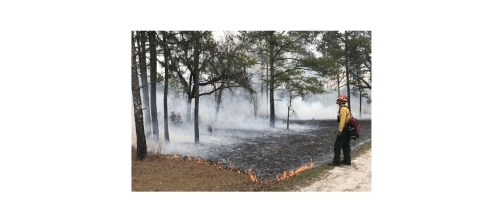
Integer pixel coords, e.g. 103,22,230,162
299,149,371,192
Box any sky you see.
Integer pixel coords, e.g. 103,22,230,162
2,0,480,221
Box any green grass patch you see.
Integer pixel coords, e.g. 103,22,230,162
352,141,372,159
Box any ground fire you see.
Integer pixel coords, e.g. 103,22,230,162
276,158,314,181
167,154,317,182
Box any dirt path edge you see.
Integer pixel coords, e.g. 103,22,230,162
298,148,371,192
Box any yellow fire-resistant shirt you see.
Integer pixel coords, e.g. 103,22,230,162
338,105,351,133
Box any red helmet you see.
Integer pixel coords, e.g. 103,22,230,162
337,94,348,103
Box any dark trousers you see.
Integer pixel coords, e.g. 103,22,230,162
333,129,351,164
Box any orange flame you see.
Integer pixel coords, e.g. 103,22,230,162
167,154,183,160
245,169,258,182
276,159,314,181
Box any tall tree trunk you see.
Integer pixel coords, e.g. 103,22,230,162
132,32,147,161
336,59,340,97
160,31,170,143
337,73,341,97
186,73,194,124
187,96,192,124
215,83,224,122
359,89,362,118
269,32,275,128
260,65,263,106
148,31,159,149
193,35,200,144
356,53,362,118
138,31,152,142
265,64,269,115
345,31,352,111
253,98,258,119
287,91,291,130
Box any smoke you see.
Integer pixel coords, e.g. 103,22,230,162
131,83,371,154
275,93,371,120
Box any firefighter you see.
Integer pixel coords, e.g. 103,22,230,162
329,94,351,166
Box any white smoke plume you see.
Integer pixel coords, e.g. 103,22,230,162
132,83,371,155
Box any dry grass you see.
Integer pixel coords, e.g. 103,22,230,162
131,149,276,191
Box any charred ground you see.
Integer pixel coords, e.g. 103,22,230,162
132,119,371,191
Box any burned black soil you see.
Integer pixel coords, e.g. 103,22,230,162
162,119,371,181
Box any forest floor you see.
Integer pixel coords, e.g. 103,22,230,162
131,142,371,192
